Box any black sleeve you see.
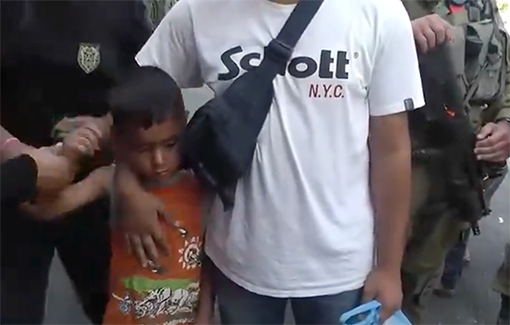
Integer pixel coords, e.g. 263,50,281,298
1,154,38,205
125,1,152,65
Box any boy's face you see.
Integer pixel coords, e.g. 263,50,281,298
114,117,185,183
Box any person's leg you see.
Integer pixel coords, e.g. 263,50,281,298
210,258,287,325
498,294,510,325
401,209,466,325
434,236,467,297
56,198,111,325
494,242,510,325
1,206,56,324
290,288,363,325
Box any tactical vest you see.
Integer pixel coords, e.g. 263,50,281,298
404,0,509,114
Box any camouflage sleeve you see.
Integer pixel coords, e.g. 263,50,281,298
490,66,510,121
486,2,510,121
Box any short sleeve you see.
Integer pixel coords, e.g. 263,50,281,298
368,1,425,116
135,0,203,88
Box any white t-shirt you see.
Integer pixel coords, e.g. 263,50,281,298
136,0,424,297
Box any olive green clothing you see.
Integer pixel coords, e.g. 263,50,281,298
401,1,510,324
402,166,467,324
494,242,510,296
143,0,179,28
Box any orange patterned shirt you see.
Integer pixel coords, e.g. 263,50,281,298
103,172,204,325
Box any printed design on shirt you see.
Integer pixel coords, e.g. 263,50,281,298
77,43,101,74
217,46,359,99
178,236,202,270
113,277,200,322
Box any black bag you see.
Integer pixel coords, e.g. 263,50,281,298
180,0,324,210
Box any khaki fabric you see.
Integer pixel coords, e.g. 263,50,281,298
400,1,510,323
493,242,510,296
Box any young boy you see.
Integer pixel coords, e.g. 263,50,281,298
25,66,213,325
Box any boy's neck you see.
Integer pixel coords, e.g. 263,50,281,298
142,171,184,190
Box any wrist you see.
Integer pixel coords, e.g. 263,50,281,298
374,264,401,278
2,139,30,162
496,118,510,134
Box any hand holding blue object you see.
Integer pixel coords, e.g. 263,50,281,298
339,300,412,325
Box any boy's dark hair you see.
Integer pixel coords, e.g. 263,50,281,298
109,66,185,130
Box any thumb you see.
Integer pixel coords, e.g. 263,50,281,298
154,199,171,222
362,282,377,303
477,123,496,140
52,142,64,155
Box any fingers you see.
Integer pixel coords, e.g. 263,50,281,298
152,225,170,256
477,123,496,140
378,304,395,324
62,123,103,158
423,27,437,53
362,282,377,303
141,235,160,264
475,143,508,161
126,233,168,268
412,14,452,53
129,235,149,267
75,126,101,152
125,234,132,254
475,124,510,162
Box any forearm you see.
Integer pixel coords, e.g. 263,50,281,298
0,125,14,142
369,117,412,272
1,125,29,162
196,257,214,323
23,167,110,219
371,151,411,272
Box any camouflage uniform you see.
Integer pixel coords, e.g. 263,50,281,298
401,1,510,323
142,0,179,28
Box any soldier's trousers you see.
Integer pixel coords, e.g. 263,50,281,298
400,166,467,324
401,166,507,324
401,211,466,324
494,242,510,324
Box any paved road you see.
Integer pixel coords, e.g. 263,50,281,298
44,88,510,324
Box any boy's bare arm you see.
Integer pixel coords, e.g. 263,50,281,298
22,166,113,220
195,256,214,325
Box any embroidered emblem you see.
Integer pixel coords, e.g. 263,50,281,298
77,43,100,74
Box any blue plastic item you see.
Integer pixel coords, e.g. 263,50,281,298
339,300,413,325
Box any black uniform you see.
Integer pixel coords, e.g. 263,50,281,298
0,1,151,324
1,155,38,206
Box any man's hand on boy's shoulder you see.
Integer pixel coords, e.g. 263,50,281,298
115,165,172,267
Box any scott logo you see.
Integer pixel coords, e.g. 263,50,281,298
218,46,350,81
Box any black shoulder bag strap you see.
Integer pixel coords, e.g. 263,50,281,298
266,0,324,68
183,0,324,210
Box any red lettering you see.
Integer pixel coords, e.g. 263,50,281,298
308,83,344,98
322,84,332,97
333,85,343,98
309,84,320,98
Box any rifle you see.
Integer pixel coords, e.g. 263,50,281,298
409,42,490,236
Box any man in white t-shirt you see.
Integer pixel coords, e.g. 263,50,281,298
115,0,424,323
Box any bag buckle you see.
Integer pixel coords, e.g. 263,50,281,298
265,39,293,66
